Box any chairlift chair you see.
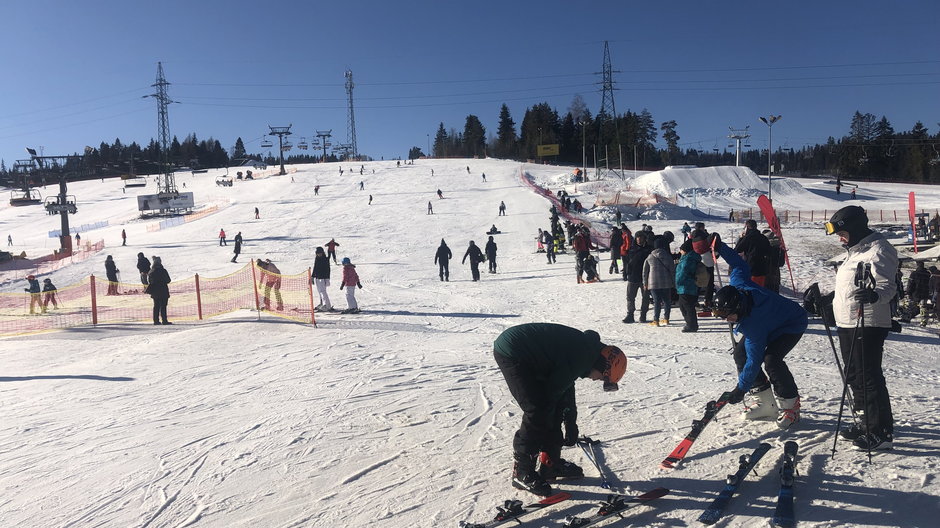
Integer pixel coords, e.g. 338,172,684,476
260,136,273,148
298,137,309,150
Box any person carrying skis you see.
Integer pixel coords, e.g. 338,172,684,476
485,235,498,273
325,238,340,264
434,239,452,281
710,232,807,429
825,205,898,450
137,252,151,285
462,241,484,282
493,323,627,496
25,275,41,314
339,257,362,314
312,247,333,311
41,278,58,312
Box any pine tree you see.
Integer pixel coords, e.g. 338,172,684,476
232,137,247,160
463,115,486,158
495,104,517,159
660,120,680,165
433,123,448,157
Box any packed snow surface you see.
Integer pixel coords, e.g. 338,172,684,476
1,161,938,527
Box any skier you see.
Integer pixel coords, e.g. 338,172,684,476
623,231,652,323
312,247,333,311
219,228,227,246
368,194,373,205
256,259,284,311
462,241,484,282
691,222,716,310
314,184,320,195
339,257,363,314
643,237,675,326
498,201,507,216
325,238,340,264
608,226,623,275
147,256,172,325
734,219,772,287
485,235,498,274
675,238,703,332
680,222,691,240
232,232,243,263
427,201,433,214
482,173,486,182
466,166,470,174
493,323,627,496
6,234,11,246
710,232,807,429
137,252,151,285
75,233,81,247
359,181,364,190
255,207,260,219
435,239,452,281
121,229,127,246
25,275,41,314
437,189,444,199
826,205,898,449
582,254,600,282
41,278,58,312
541,228,556,264
571,229,594,283
104,255,119,295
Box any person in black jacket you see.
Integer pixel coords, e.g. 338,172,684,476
41,278,59,312
434,239,452,281
136,253,151,285
622,232,652,323
608,227,623,274
232,232,243,263
485,236,498,273
734,219,772,287
312,246,333,311
462,241,484,281
147,256,172,325
104,255,119,295
25,275,41,314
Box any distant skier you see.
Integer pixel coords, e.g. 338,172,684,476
325,238,340,264
368,194,373,205
359,181,364,190
312,247,333,311
255,207,260,219
437,189,444,199
482,173,486,182
219,228,227,246
137,252,151,285
493,323,626,496
6,234,11,246
466,166,470,174
498,201,507,216
485,236,498,273
427,201,433,215
121,229,127,246
462,241,484,282
339,257,363,314
314,185,320,195
232,232,243,263
41,278,58,312
435,239,452,281
104,255,119,295
147,256,172,325
25,275,41,314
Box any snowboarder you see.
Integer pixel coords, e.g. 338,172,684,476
104,255,119,295
485,236,498,273
427,201,433,215
312,247,333,311
826,205,898,450
25,275,41,314
256,259,284,311
219,229,227,246
487,225,501,235
137,252,151,285
711,232,807,429
147,256,172,325
734,219,772,287
643,237,675,326
339,257,362,314
435,239,452,281
493,323,627,496
121,229,127,246
41,278,58,312
622,231,652,323
462,241,484,281
232,232,243,263
498,201,507,216
325,238,340,264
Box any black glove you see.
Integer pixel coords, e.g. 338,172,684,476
357,281,363,289
853,288,878,304
727,387,745,404
563,422,579,447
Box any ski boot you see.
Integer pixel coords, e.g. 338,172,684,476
741,386,777,421
775,396,800,429
537,451,584,481
512,454,553,496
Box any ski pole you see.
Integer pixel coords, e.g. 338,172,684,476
577,436,612,489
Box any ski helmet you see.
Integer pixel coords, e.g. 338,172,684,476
713,286,743,319
825,206,868,237
597,345,627,391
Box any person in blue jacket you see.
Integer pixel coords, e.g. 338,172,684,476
710,232,807,429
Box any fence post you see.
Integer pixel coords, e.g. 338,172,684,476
90,275,98,326
307,267,317,327
195,273,203,320
250,260,261,319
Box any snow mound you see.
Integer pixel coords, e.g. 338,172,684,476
631,165,807,198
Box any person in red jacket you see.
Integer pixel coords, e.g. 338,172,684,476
325,238,340,264
339,257,363,314
571,227,594,283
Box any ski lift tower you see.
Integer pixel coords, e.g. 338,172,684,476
145,62,180,198
345,70,358,160
268,125,293,175
28,150,92,255
595,41,624,180
316,130,333,162
727,126,751,167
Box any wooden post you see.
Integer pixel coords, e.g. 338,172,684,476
90,275,98,326
307,267,317,327
194,273,203,320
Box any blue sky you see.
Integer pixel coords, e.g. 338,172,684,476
1,0,938,167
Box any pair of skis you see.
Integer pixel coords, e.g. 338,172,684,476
698,441,799,526
459,488,669,528
661,391,734,469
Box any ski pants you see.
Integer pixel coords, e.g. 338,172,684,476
733,332,801,399
650,288,672,322
575,250,589,279
328,249,337,263
703,266,715,307
469,261,481,281
152,297,169,324
609,252,620,274
263,285,283,310
315,278,331,309
545,244,555,263
626,281,650,319
837,326,893,435
140,272,149,285
494,350,566,458
438,261,449,281
344,286,358,310
678,293,699,330
487,254,497,273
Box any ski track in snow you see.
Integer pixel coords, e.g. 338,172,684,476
1,160,938,527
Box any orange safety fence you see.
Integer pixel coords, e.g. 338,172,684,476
0,260,316,337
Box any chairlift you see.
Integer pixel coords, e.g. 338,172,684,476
260,136,273,148
858,146,869,165
44,195,77,215
10,188,42,206
298,137,309,150
281,141,293,152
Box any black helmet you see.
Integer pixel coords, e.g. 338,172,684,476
714,286,744,319
826,206,868,239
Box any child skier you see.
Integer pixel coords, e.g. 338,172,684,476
339,257,362,314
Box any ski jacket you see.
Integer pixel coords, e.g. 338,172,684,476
312,255,331,280
832,231,898,329
907,268,931,302
717,242,808,391
42,281,57,292
929,272,940,302
435,244,452,264
233,234,243,253
643,248,676,290
137,254,151,274
493,323,603,423
571,233,592,252
219,230,226,238
341,264,360,288
147,265,171,300
25,278,40,294
541,231,555,246
733,229,771,276
624,243,652,283
485,240,497,257
462,244,484,264
258,261,281,287
609,229,623,258
326,240,339,251
105,258,119,281
675,251,702,296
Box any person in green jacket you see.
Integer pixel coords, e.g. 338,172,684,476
493,323,627,496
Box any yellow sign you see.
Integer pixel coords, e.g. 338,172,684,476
537,144,559,156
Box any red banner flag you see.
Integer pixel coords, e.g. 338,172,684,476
757,195,797,292
909,192,918,253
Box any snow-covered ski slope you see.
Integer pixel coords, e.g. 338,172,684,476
1,160,938,527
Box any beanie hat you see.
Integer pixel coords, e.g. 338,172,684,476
654,237,669,250
680,239,693,253
691,235,709,254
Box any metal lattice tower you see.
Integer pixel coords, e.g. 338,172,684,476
149,62,178,196
345,70,358,160
596,41,623,179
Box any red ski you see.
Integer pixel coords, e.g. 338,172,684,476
661,392,734,469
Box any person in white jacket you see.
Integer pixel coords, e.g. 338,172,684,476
826,205,898,451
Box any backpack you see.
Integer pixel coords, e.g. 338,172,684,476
694,262,709,288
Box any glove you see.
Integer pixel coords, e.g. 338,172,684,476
853,288,878,304
357,282,363,289
727,387,745,404
708,232,721,247
339,284,344,290
563,422,579,447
